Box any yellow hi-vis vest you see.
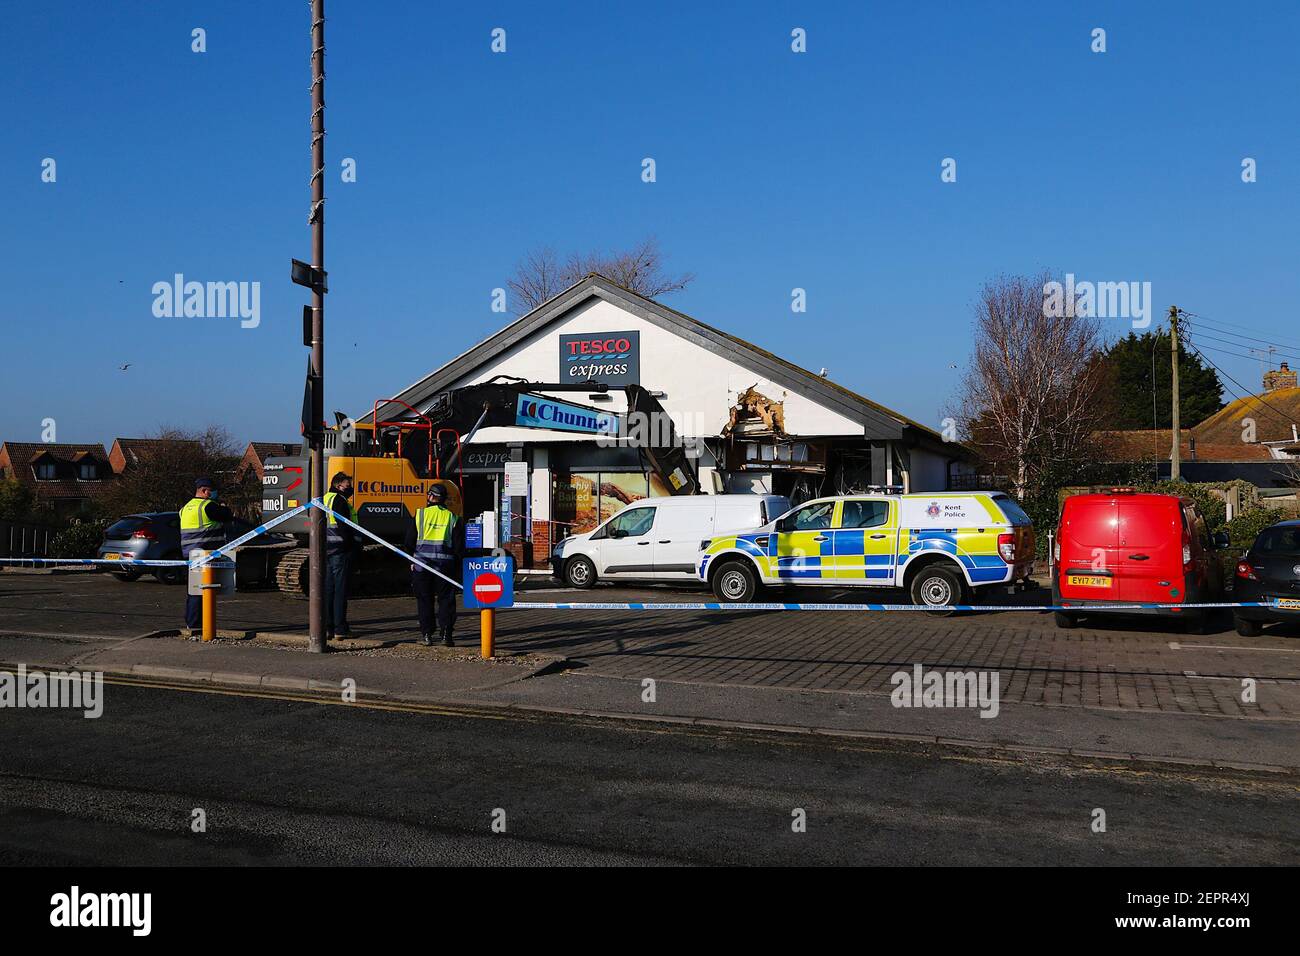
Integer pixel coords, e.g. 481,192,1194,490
180,497,223,558
414,506,457,565
322,491,355,555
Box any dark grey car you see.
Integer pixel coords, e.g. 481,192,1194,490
97,512,262,584
1232,520,1300,636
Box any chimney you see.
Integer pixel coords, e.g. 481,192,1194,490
1263,361,1297,392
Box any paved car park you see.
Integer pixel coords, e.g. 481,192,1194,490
2,568,1297,721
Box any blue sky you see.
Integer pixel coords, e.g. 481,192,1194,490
3,0,1298,448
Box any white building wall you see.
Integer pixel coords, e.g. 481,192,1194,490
439,299,865,446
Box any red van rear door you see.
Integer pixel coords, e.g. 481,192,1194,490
1117,497,1182,603
1059,497,1121,598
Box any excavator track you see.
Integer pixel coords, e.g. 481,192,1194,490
271,547,311,597
263,543,413,598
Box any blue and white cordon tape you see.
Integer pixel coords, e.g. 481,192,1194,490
505,600,1288,613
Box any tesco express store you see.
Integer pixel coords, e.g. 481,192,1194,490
378,275,971,567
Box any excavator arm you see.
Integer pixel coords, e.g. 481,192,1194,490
416,376,700,495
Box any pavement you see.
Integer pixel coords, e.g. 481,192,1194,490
2,569,1298,772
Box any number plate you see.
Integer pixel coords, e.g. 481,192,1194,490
102,553,121,561
1274,598,1300,609
1067,574,1111,588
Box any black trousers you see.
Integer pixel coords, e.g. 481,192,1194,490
325,551,353,636
412,566,457,635
185,593,202,630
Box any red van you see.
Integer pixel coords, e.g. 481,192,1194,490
1052,490,1228,631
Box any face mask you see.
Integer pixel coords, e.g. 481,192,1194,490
339,487,352,498
207,490,219,501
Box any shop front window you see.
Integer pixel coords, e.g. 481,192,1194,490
551,471,662,538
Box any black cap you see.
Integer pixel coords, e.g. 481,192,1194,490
194,476,215,491
427,484,447,500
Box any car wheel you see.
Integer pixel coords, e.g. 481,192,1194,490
910,565,965,615
563,556,597,589
1234,614,1263,637
154,556,185,585
711,560,759,603
113,568,144,582
1054,610,1078,628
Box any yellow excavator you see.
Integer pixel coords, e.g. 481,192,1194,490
258,377,699,594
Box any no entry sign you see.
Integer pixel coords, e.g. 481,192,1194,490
463,555,514,609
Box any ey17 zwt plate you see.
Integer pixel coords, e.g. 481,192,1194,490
1067,574,1111,588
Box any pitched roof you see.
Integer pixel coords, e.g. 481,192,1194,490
109,437,203,473
1097,429,1276,463
374,274,957,449
247,442,301,460
0,442,112,499
1192,387,1300,444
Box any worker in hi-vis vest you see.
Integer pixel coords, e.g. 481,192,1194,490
322,471,359,640
404,483,464,646
179,476,233,631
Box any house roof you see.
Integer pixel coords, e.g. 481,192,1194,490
1100,386,1300,465
0,442,112,499
246,442,301,460
111,437,202,466
1192,387,1300,444
372,274,960,452
1098,429,1277,463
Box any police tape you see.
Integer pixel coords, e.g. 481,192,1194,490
0,501,315,570
310,499,463,589
501,600,1289,612
191,501,314,566
0,556,188,567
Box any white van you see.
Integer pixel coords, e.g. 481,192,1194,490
551,494,791,588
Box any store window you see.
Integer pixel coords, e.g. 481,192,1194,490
551,471,664,538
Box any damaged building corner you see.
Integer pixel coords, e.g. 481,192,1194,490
724,385,788,438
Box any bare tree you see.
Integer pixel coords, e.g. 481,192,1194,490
951,274,1108,498
507,237,694,314
97,426,258,518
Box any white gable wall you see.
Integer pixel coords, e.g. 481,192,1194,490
441,298,866,445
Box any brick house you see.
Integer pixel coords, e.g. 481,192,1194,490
1098,374,1300,487
0,442,114,516
108,437,202,474
239,442,302,482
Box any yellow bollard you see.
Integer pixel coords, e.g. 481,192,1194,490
201,563,216,641
480,607,495,659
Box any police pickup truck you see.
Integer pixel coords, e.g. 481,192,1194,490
697,491,1035,607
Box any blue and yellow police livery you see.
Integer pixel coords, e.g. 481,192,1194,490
697,492,1035,606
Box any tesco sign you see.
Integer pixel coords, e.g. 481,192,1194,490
558,330,640,386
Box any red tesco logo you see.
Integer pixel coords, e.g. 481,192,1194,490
567,337,632,356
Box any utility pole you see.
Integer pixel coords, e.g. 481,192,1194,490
307,0,327,653
1169,305,1180,482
